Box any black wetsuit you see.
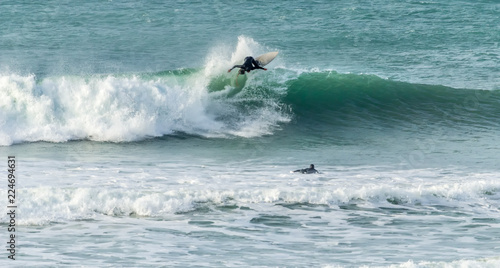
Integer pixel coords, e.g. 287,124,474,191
293,167,319,174
229,57,265,73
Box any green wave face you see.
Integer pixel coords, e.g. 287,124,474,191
282,71,500,128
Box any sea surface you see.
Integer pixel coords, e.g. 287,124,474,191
1,0,500,267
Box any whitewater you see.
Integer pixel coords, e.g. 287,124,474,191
2,0,500,267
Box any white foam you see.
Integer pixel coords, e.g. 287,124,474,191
0,73,210,144
380,257,500,268
5,172,499,226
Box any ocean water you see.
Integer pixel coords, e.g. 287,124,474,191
1,0,500,267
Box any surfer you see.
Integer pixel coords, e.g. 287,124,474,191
293,164,319,174
228,56,267,75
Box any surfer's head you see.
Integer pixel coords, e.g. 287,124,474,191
310,164,315,169
239,69,245,75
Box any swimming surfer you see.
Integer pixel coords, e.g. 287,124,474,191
228,56,267,76
293,164,319,174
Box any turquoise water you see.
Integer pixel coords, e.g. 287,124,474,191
1,1,500,267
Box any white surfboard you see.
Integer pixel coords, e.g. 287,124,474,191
255,51,279,67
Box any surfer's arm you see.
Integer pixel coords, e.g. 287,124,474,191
228,65,244,72
251,59,267,71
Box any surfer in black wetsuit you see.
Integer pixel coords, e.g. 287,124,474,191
228,56,267,75
293,164,319,174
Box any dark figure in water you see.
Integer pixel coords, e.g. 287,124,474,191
228,56,267,76
294,164,319,174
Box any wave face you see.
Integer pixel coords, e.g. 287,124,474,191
285,71,500,127
2,37,500,146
